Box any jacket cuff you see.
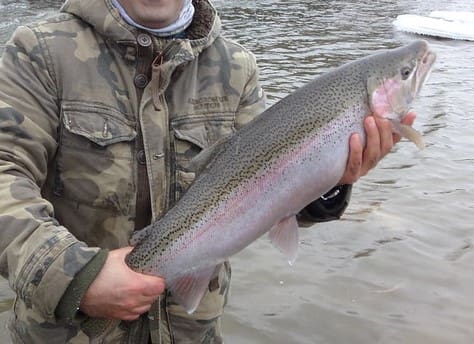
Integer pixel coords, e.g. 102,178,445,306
55,249,109,324
297,184,352,227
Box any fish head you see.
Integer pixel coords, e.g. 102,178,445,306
367,40,436,119
366,40,436,148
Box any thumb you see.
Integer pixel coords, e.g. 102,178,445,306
122,247,166,295
139,274,166,296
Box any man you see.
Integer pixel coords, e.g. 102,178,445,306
0,0,414,343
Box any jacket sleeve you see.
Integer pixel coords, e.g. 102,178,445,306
298,184,352,226
233,49,266,128
0,26,100,321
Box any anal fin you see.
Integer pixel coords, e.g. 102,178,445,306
168,266,216,314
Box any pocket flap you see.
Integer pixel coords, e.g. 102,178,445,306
171,115,235,149
61,102,136,146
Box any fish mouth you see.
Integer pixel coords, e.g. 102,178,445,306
414,48,436,96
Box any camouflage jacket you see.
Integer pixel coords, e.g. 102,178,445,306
0,0,267,342
0,0,351,343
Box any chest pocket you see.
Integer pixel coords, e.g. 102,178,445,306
54,102,137,214
171,114,235,200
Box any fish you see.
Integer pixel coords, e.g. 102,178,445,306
126,40,436,314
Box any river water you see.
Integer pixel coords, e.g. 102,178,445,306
1,0,474,343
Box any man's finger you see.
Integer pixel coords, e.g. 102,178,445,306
362,116,381,173
374,116,394,155
140,275,166,297
344,133,363,184
402,111,416,125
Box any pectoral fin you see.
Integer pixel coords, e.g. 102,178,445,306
167,266,216,314
269,215,299,265
390,120,425,150
399,123,425,150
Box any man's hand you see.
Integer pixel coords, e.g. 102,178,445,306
339,112,416,185
80,247,165,321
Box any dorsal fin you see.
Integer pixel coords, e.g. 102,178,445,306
187,136,231,174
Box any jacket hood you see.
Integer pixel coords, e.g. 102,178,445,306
60,0,221,49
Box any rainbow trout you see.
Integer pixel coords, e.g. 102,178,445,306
126,40,436,313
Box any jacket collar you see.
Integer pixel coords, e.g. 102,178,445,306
60,0,221,53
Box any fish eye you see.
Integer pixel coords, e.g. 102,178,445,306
401,66,412,80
